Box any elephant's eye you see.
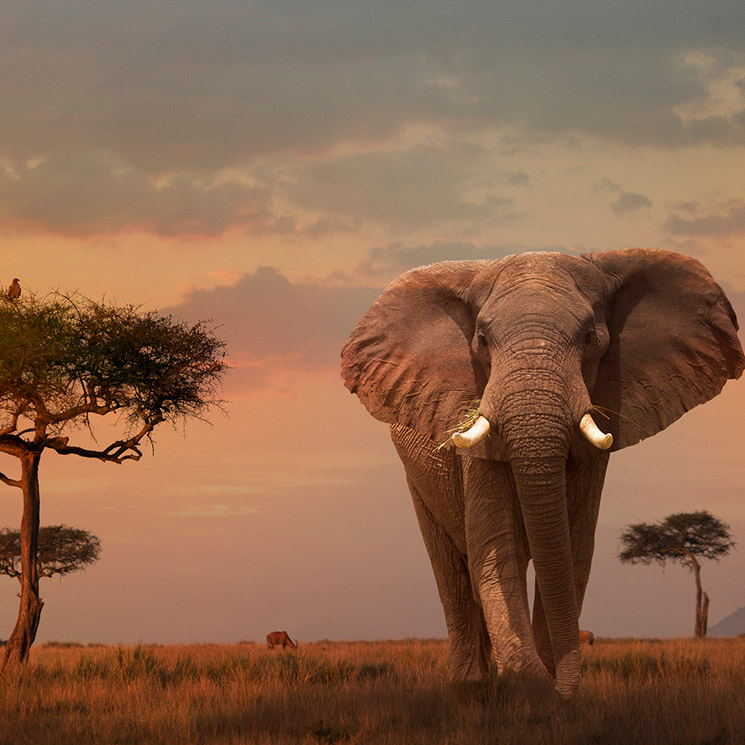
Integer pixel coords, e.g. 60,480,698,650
584,329,595,346
475,331,488,349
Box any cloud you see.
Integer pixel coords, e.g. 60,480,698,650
595,180,652,217
4,2,745,238
0,149,286,238
303,216,364,239
345,240,570,284
6,1,745,176
611,191,653,216
168,267,380,392
285,141,513,232
596,178,622,193
663,201,745,237
505,171,531,187
168,248,577,393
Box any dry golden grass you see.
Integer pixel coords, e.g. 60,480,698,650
1,637,744,744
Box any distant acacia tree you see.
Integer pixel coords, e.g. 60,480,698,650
618,511,734,638
0,291,226,669
0,524,100,584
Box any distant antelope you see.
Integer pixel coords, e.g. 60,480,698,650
266,630,298,649
579,630,595,646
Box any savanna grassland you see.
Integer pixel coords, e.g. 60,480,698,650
1,637,744,745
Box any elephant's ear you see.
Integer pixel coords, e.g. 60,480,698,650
585,248,744,450
341,260,494,442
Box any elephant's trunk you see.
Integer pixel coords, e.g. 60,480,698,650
510,453,579,697
484,378,581,697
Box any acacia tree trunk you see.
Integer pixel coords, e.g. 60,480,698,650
700,592,710,638
2,450,44,671
688,552,707,639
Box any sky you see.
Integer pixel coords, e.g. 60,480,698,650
0,0,744,645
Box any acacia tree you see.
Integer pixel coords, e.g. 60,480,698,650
618,511,734,638
0,291,226,669
0,524,100,585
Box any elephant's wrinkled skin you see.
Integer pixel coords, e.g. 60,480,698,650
341,249,744,697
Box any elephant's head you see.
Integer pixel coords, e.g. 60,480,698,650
341,248,744,693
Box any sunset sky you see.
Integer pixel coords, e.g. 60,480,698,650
1,0,744,645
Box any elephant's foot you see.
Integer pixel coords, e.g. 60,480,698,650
553,648,580,699
448,630,491,682
495,648,580,700
495,634,549,677
508,670,557,703
449,654,489,682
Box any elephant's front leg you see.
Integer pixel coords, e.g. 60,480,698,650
532,452,610,673
409,483,491,681
462,457,546,678
391,425,491,681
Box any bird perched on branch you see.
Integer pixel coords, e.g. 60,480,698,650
7,278,21,300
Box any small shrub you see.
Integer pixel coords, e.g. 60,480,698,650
74,654,113,680
170,656,201,683
272,652,353,685
116,645,165,682
355,662,395,681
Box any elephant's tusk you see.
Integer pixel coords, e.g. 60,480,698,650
451,416,491,448
580,413,613,450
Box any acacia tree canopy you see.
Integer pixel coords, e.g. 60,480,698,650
0,291,227,463
618,511,735,567
0,525,101,581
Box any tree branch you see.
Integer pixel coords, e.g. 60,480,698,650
45,401,117,425
43,439,130,464
0,434,30,458
0,472,22,489
0,408,22,436
44,416,164,464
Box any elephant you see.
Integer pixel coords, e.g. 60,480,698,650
266,630,298,649
579,630,595,646
341,248,744,698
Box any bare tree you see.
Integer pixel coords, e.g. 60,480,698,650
618,511,734,638
0,291,226,669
